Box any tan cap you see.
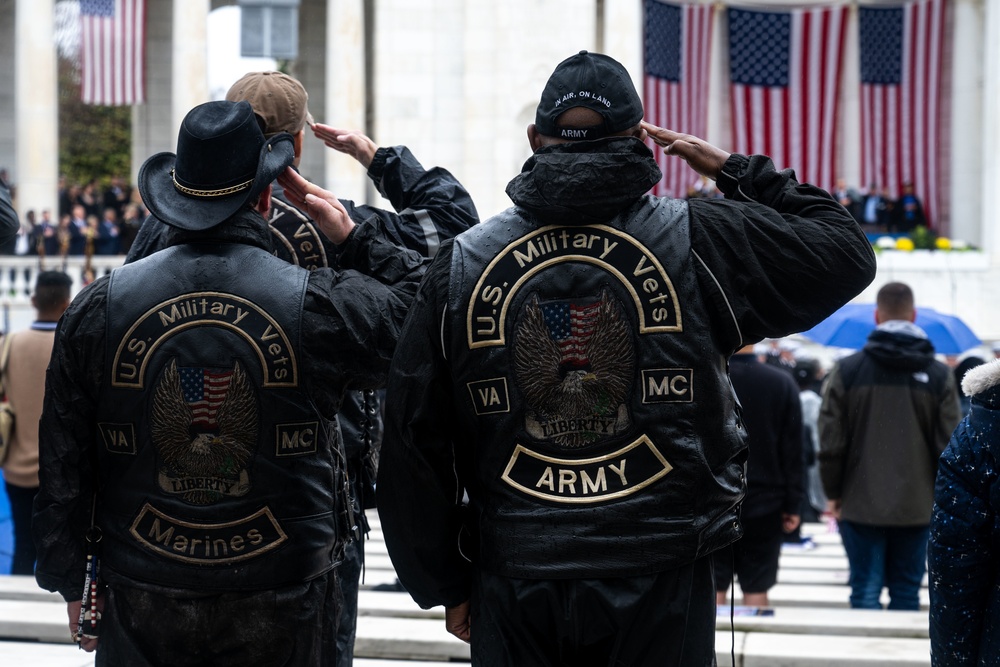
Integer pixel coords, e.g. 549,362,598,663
226,71,314,136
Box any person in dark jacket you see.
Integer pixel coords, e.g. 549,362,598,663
928,359,1000,666
376,51,876,666
0,174,21,249
715,345,803,608
953,355,986,417
819,282,961,610
31,100,427,665
124,71,478,666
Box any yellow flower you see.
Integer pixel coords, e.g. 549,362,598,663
935,237,952,250
895,237,915,251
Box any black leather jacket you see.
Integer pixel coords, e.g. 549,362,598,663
124,145,478,531
377,137,877,610
34,210,427,600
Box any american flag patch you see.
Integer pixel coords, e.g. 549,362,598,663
179,367,234,427
541,301,601,368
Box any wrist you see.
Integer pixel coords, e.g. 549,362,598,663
366,147,389,180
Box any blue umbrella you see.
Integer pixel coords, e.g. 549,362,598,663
798,303,981,354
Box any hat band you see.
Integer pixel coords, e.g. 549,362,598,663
171,169,253,198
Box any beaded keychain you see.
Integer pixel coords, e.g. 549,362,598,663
76,509,103,645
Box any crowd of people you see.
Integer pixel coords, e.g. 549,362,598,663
831,178,929,233
0,171,147,258
0,51,996,667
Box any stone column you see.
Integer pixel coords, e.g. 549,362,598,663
950,0,985,245
604,0,642,106
132,0,174,182
0,0,16,186
295,0,329,187
323,0,367,202
172,0,211,134
982,0,1000,261
14,0,59,219
132,0,209,183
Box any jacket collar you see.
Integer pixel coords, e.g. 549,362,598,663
505,137,662,225
154,208,274,254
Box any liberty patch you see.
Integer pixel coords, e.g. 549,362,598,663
152,359,257,505
513,291,634,448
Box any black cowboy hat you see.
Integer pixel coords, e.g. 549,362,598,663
138,100,294,230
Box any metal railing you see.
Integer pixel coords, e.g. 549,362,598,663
0,255,125,301
0,255,125,332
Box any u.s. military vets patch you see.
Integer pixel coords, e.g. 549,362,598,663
513,290,635,449
152,359,257,505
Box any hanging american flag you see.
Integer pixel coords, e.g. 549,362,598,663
80,0,146,106
727,5,848,192
643,1,714,198
859,0,947,229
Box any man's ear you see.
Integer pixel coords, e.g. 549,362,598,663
255,184,273,218
293,130,304,166
527,124,544,152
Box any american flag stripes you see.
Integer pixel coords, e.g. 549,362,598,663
859,0,947,228
727,5,848,192
643,0,715,198
80,0,146,106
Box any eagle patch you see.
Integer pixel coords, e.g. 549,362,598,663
152,359,258,505
513,291,635,449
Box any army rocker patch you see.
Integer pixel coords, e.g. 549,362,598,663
513,290,635,449
152,359,257,505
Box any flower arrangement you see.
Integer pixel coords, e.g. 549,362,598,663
872,225,978,253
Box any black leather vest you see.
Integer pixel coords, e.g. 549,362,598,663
269,194,380,484
448,196,747,578
269,196,334,271
96,242,344,590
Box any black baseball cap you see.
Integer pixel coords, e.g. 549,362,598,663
534,51,644,141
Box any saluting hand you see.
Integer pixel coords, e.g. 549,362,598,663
276,167,356,245
311,123,379,169
641,122,731,181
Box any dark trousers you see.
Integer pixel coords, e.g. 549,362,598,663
4,481,38,575
470,557,718,667
713,511,783,595
839,520,929,610
96,572,340,666
335,533,363,667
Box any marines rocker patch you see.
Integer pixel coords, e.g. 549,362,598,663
513,290,634,449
